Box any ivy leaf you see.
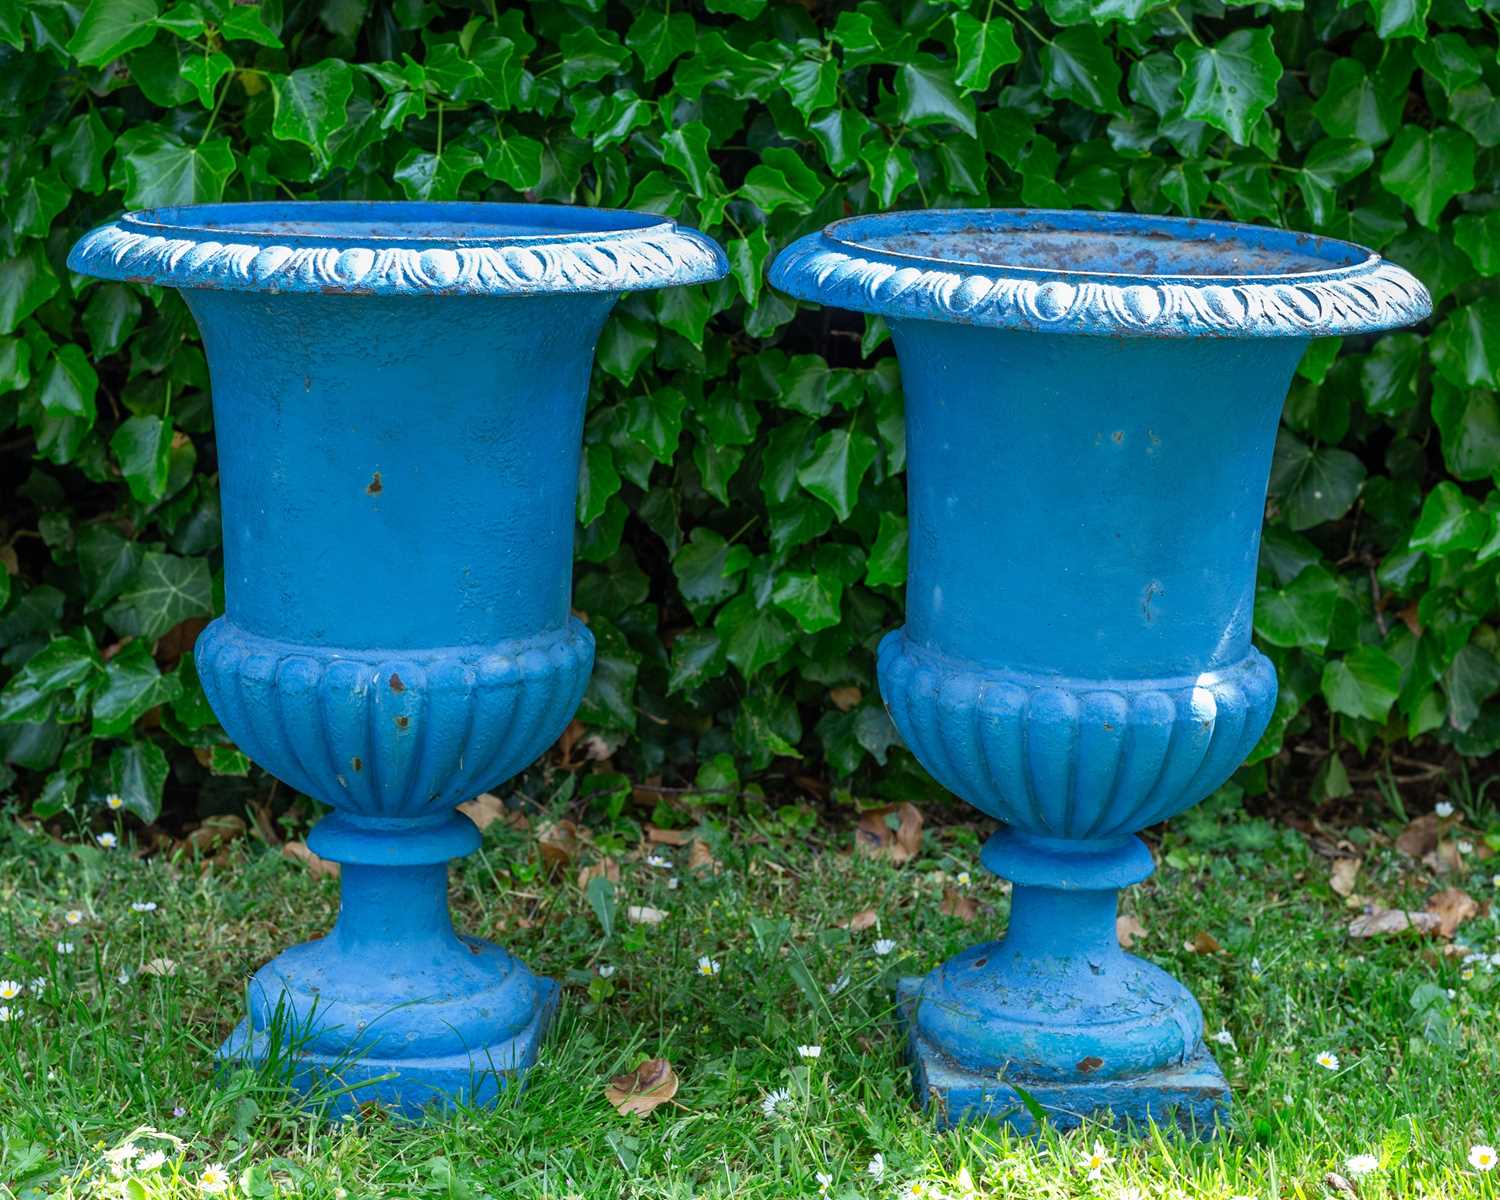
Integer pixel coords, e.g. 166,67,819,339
896,57,978,136
626,7,694,81
558,26,629,87
66,0,159,65
1430,299,1500,390
1367,0,1430,39
726,225,771,308
951,11,1020,94
1312,58,1405,146
1254,564,1339,650
76,526,144,611
667,628,727,695
82,285,142,358
271,60,354,166
52,110,113,193
1413,33,1482,95
1361,333,1423,416
860,138,918,207
1453,211,1500,275
181,50,232,108
39,345,98,425
0,243,60,335
626,387,687,465
118,128,236,208
0,637,103,725
1410,481,1488,555
111,414,173,505
771,570,843,633
394,145,483,200
104,552,213,641
91,639,182,738
1443,645,1500,732
482,133,542,192
1175,29,1282,144
1043,28,1125,115
797,428,878,522
597,312,656,385
219,5,282,46
1269,431,1366,531
1379,125,1476,229
577,443,621,527
1430,382,1500,481
1322,646,1402,724
1297,139,1374,226
865,512,908,588
7,172,71,239
672,527,744,620
661,122,715,198
577,616,639,732
782,54,837,119
108,740,170,823
809,108,871,176
714,592,797,682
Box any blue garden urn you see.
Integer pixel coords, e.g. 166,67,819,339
69,202,726,1113
771,210,1428,1133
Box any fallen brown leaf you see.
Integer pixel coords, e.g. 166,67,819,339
646,825,694,846
139,957,177,977
687,839,719,875
577,859,621,890
1184,931,1223,955
829,686,862,712
1425,886,1479,938
282,841,339,881
181,814,246,854
1116,914,1147,950
1324,1171,1357,1199
1396,813,1441,858
854,803,923,865
458,793,506,831
842,909,878,932
537,819,582,873
939,888,978,922
1423,841,1465,874
1329,857,1361,898
1348,907,1441,938
604,1058,679,1117
626,905,669,925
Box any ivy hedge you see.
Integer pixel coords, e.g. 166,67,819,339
1,0,1498,828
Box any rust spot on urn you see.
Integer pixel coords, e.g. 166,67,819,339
389,673,405,692
351,756,362,772
395,715,410,730
1076,1056,1104,1073
366,471,383,494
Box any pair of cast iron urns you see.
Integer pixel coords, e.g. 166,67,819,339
70,203,1428,1132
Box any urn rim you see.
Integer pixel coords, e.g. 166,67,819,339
67,200,728,298
770,208,1431,338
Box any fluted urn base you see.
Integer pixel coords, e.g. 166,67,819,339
217,862,558,1115
897,976,1227,1134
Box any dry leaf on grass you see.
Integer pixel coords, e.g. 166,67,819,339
1329,858,1360,897
181,814,246,854
282,841,339,881
1426,887,1479,938
829,686,862,712
1396,813,1441,858
537,819,582,873
939,888,978,922
1348,907,1441,938
854,803,923,864
1116,914,1147,949
842,909,878,932
604,1058,679,1117
646,825,693,846
1183,931,1223,955
626,905,669,925
458,793,506,831
577,859,621,890
1423,841,1465,874
687,839,719,875
139,957,177,977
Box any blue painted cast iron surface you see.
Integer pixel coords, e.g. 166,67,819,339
69,202,727,1114
772,209,1431,1132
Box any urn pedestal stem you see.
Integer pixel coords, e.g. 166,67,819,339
772,208,1430,1134
70,201,726,1114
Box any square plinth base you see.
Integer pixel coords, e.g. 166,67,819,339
896,978,1229,1136
217,977,559,1118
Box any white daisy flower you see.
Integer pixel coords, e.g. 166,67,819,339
1435,800,1455,818
827,972,850,995
0,1006,15,1022
761,1087,792,1119
0,980,20,1001
103,1143,140,1165
1082,1140,1115,1179
97,832,118,849
597,964,616,979
815,1170,833,1196
198,1163,231,1193
65,909,83,925
956,871,971,886
1213,1028,1235,1046
1471,1144,1498,1172
105,793,124,810
645,854,672,869
696,955,721,977
138,1150,167,1171
56,941,75,955
1315,1050,1340,1071
872,938,897,956
117,969,131,985
867,1152,885,1181
797,1044,822,1059
667,876,680,890
1457,839,1474,854
1346,1154,1379,1177
131,901,158,913
27,978,45,996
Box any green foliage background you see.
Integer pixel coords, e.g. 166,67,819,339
1,0,1498,826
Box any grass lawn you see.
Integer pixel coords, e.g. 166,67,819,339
2,782,1498,1200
